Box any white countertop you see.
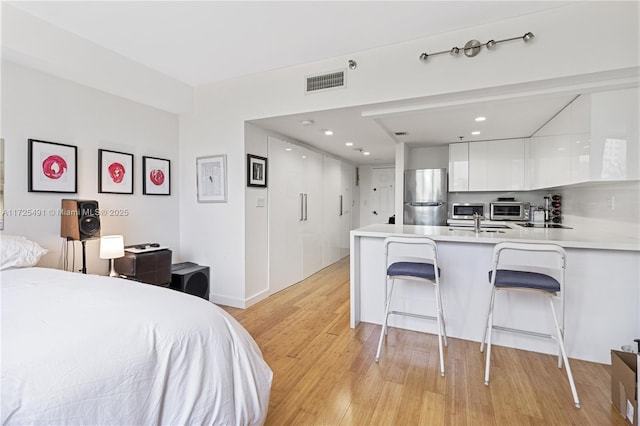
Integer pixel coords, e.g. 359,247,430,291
352,223,640,251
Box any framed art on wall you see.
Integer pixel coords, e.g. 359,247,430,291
28,139,78,193
196,154,227,203
142,156,170,195
247,154,267,188
98,149,134,194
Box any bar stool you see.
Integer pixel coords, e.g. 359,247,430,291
375,236,448,376
479,242,580,408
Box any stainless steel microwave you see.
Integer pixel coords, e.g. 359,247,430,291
489,201,530,221
451,203,484,220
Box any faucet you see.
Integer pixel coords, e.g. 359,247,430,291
473,212,482,233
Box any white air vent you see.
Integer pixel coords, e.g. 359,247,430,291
305,70,346,93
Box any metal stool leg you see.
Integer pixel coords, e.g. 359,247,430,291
436,284,448,347
484,287,496,385
434,283,445,376
375,279,395,362
480,286,495,354
549,296,581,408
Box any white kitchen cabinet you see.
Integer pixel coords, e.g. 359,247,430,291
268,137,324,294
465,139,526,191
529,135,572,189
448,142,469,191
589,88,639,181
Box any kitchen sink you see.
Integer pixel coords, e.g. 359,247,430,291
449,228,507,233
448,224,511,229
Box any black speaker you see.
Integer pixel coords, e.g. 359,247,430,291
60,199,101,240
171,263,210,300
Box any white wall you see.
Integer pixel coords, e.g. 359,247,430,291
181,1,638,307
407,146,448,170
1,61,180,275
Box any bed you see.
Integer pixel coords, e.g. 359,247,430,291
1,266,272,425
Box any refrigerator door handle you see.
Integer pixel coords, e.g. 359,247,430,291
405,202,445,207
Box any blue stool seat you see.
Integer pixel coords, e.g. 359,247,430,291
489,270,560,292
388,261,439,280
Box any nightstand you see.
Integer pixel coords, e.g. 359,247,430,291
114,249,172,286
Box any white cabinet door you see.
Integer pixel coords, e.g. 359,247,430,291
448,142,469,191
340,163,353,259
529,135,572,189
301,147,324,279
268,137,303,294
468,139,525,191
322,156,341,268
590,88,639,181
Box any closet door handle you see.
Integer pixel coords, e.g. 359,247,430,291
303,193,308,221
299,193,304,221
339,195,343,216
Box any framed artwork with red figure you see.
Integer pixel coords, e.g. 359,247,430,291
28,139,78,193
98,149,134,194
142,156,170,195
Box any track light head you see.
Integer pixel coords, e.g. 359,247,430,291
419,52,429,62
486,40,497,50
523,32,535,42
348,59,357,70
450,47,460,56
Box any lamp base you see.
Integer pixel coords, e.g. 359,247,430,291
108,259,119,278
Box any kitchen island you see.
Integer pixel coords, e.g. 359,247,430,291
350,223,639,364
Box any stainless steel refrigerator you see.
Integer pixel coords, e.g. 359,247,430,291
404,168,448,225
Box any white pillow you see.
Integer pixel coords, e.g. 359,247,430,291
0,235,48,270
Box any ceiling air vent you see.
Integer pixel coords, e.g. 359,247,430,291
305,70,345,93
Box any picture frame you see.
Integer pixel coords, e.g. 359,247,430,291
142,156,171,195
247,154,267,188
28,139,78,193
98,149,134,194
196,154,227,203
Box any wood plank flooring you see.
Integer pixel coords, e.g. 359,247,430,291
223,257,626,425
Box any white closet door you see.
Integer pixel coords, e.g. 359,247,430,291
301,147,324,279
339,162,353,259
268,137,303,294
322,156,342,267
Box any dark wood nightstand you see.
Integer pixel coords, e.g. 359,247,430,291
114,249,172,286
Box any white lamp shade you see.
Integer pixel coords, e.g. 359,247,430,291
99,235,125,259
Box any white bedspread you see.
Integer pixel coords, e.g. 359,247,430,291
1,267,272,425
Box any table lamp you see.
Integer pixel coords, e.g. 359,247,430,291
99,235,125,277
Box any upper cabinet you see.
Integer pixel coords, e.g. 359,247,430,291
589,88,639,181
449,139,525,192
529,87,638,189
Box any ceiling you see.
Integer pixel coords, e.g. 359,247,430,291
8,1,577,165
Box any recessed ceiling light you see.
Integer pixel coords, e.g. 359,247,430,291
323,129,334,136
285,148,292,151
471,131,481,135
363,151,371,156
475,116,486,122
345,142,354,147
300,119,314,126
301,155,307,159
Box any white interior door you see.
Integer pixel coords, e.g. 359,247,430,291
322,156,341,267
340,163,353,258
301,148,324,278
370,167,395,224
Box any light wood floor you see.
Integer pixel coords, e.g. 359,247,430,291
224,257,625,425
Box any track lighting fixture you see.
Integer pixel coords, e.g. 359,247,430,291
348,59,357,70
418,32,535,63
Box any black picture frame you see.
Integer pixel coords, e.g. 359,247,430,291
28,139,78,193
142,156,171,195
247,154,267,188
98,149,134,194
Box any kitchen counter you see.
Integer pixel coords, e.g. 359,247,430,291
352,223,640,251
350,223,640,364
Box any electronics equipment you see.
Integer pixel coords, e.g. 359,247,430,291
60,199,101,240
489,201,530,221
451,203,485,220
114,249,172,285
171,263,210,300
124,243,167,253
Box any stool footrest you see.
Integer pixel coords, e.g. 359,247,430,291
390,310,437,322
492,325,553,340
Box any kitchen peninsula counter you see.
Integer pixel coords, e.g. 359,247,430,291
350,223,639,364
